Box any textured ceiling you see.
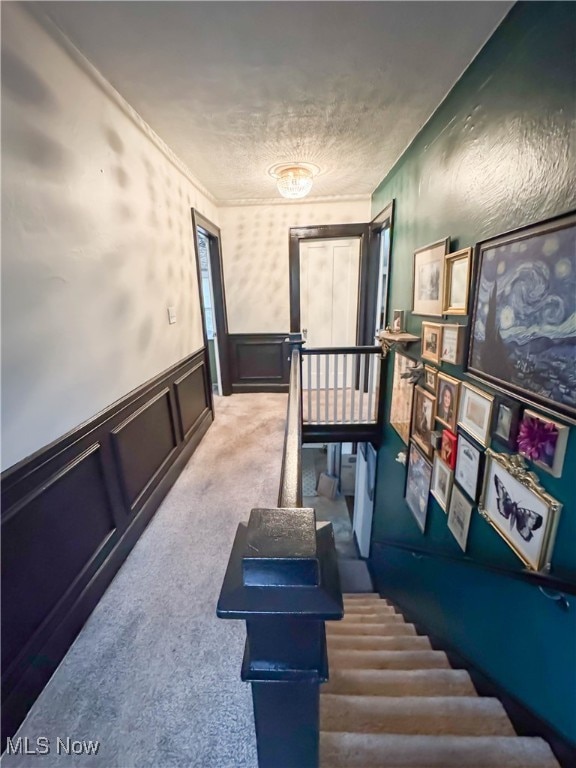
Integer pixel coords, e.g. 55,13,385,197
40,1,513,203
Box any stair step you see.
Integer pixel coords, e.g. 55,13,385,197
322,668,477,697
321,695,514,736
327,622,417,637
320,733,561,767
344,604,398,615
342,613,405,623
343,593,381,599
327,634,431,652
327,649,451,670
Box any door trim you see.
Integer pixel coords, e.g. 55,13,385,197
288,223,371,343
191,210,232,396
367,200,395,340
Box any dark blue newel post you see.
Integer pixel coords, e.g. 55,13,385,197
217,507,343,768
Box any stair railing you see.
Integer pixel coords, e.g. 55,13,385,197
217,346,343,768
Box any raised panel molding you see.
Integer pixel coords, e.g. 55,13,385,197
1,348,213,744
229,333,292,393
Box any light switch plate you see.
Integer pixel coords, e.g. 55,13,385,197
167,306,176,324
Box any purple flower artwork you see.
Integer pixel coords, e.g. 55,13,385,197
518,414,558,468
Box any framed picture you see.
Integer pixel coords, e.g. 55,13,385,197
405,441,432,532
412,237,450,316
441,324,465,365
458,383,494,447
492,398,522,450
421,322,443,364
447,485,473,552
479,450,562,571
411,385,436,459
440,429,457,469
392,309,406,333
436,372,460,431
431,454,453,512
390,351,418,444
424,365,438,392
468,211,576,423
443,247,472,315
517,409,569,478
455,432,483,501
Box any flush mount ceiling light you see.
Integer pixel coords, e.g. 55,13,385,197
268,162,320,200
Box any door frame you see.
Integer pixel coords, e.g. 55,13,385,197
366,200,395,340
288,223,371,344
191,210,232,396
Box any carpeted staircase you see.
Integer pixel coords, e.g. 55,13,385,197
320,593,561,767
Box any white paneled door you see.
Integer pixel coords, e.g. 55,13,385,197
300,238,360,385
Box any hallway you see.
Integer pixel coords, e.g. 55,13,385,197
3,395,288,768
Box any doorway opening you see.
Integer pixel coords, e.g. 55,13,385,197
191,211,231,396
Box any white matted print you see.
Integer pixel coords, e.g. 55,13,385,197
440,325,465,365
447,485,473,552
405,441,432,533
412,238,450,316
455,433,483,501
480,451,562,570
458,383,494,447
431,454,453,512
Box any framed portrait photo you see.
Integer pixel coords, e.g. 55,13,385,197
440,324,465,365
436,372,460,431
447,485,473,552
424,365,438,392
390,351,418,444
405,441,432,533
411,385,436,459
455,432,483,501
412,237,450,316
421,322,443,364
492,398,522,450
458,383,494,447
431,454,453,512
443,247,472,315
517,409,569,478
468,211,576,423
479,450,562,571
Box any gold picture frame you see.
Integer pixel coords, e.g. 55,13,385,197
421,322,443,364
479,450,562,571
436,372,460,431
412,237,450,317
443,247,472,315
457,382,494,447
411,385,436,459
440,324,466,365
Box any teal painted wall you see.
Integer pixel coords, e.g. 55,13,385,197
370,2,576,744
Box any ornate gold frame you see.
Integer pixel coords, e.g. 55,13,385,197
443,247,472,315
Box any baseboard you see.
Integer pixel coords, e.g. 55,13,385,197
1,351,213,745
231,383,289,394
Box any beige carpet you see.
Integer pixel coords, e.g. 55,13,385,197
321,594,561,767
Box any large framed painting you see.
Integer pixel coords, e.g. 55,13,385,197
412,237,450,316
411,385,436,459
405,441,432,533
468,211,576,423
390,351,418,444
479,450,562,571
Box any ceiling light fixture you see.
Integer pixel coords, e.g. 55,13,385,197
268,162,320,200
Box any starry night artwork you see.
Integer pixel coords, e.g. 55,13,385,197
468,213,576,421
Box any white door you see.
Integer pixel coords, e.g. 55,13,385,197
197,231,222,396
300,238,360,385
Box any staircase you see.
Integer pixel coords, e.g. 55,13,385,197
320,593,561,767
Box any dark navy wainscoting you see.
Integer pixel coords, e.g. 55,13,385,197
229,333,294,393
1,348,213,744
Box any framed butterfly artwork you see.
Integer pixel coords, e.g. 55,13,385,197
479,450,562,571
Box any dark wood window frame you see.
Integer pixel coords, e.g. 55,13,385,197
367,200,395,339
191,210,232,396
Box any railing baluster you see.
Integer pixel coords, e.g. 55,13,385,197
342,354,348,423
316,354,320,424
367,353,375,423
351,353,356,423
359,353,365,422
333,354,338,424
307,354,311,424
325,354,329,424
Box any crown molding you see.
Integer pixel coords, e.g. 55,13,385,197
216,194,372,208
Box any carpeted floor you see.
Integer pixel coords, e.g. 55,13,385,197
3,394,288,768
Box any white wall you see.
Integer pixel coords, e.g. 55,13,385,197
219,198,371,333
1,5,218,470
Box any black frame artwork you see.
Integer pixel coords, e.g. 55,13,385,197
467,211,576,423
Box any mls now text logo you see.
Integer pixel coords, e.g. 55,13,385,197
6,737,100,756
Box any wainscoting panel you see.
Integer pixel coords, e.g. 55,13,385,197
1,348,213,744
229,333,293,393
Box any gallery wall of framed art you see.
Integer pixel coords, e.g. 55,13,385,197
388,209,574,573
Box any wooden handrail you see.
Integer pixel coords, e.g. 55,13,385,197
301,345,381,355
